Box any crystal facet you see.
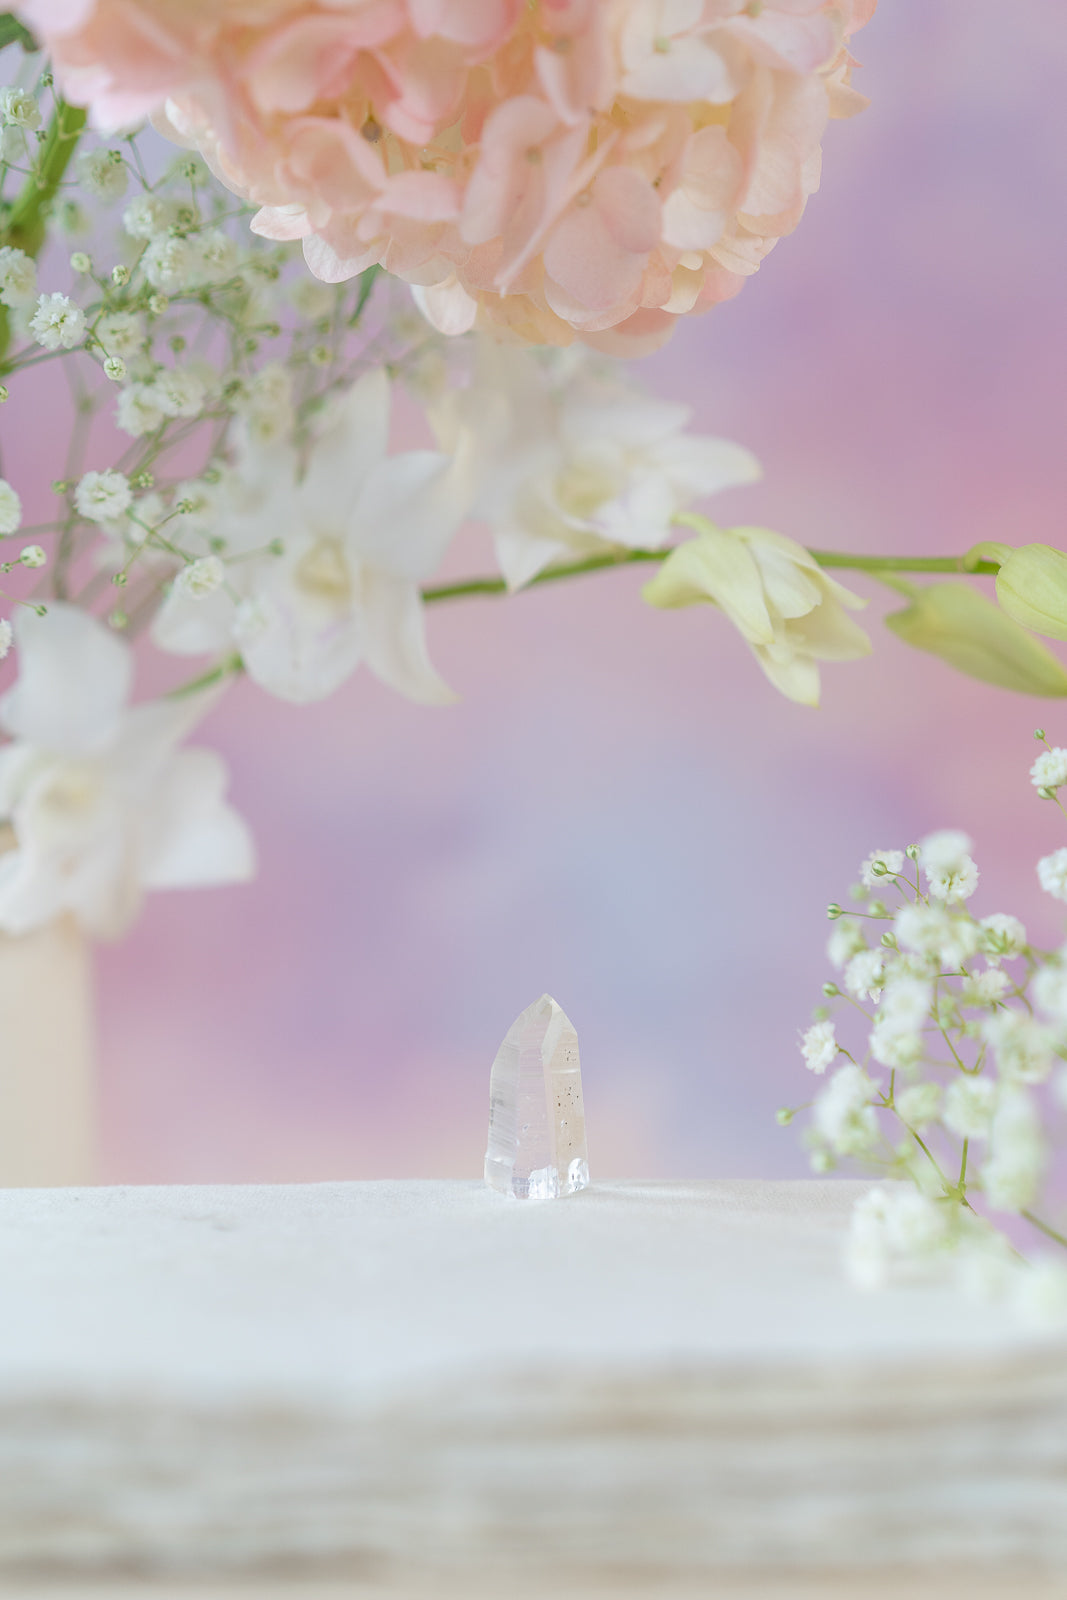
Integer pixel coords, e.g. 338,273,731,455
484,994,589,1200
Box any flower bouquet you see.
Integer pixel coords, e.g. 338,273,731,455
2,1,1067,1205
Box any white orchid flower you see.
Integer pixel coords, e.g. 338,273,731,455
0,604,254,938
429,339,761,591
153,370,470,705
643,521,871,705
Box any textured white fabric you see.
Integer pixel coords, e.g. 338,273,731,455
0,1179,1063,1589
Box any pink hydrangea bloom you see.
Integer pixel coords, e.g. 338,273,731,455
23,0,875,353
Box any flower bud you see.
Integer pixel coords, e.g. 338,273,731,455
996,545,1067,640
887,582,1067,697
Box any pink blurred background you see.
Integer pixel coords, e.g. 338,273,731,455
23,0,1067,1181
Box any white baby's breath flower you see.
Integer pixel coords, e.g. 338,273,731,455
917,827,979,905
193,229,239,285
893,904,978,970
827,918,867,970
1033,962,1067,1025
30,292,86,351
174,555,225,600
116,383,164,438
75,470,133,524
19,545,46,568
103,357,127,382
983,1010,1054,1084
0,618,12,658
122,193,174,240
290,278,336,320
153,368,206,420
879,975,932,1034
895,1081,942,1130
943,1075,996,1141
143,235,195,294
0,88,40,131
869,1022,923,1071
984,1087,1046,1213
231,361,294,444
0,246,36,307
920,829,973,875
845,1188,894,1290
76,148,128,202
925,855,979,904
813,1064,882,1157
0,479,22,536
800,1019,837,1075
882,1187,953,1255
54,199,90,236
979,913,1027,964
170,478,221,532
844,948,887,1002
1038,847,1067,904
1031,748,1067,792
97,310,146,360
960,967,1012,1007
845,1185,953,1289
859,849,905,890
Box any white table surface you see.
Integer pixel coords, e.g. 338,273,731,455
0,1179,1063,1595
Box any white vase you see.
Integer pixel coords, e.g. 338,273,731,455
0,916,96,1186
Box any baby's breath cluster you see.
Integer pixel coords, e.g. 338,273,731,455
0,81,443,636
786,737,1067,1320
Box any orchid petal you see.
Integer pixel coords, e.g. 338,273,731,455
299,370,392,531
0,604,131,758
360,570,457,705
140,746,256,891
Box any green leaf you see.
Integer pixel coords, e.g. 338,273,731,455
886,582,1067,697
0,14,37,51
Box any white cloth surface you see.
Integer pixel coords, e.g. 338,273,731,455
0,1179,1063,1587
0,1178,1046,1397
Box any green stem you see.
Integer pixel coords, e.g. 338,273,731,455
422,547,667,605
165,654,244,700
420,547,1001,607
1022,1210,1067,1251
0,98,88,368
809,551,999,575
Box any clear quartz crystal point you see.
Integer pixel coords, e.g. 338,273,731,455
484,994,589,1200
